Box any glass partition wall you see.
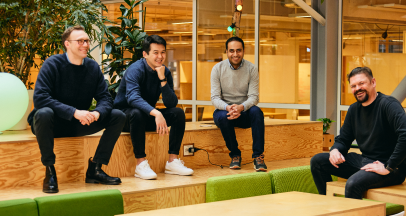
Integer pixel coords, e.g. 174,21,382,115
339,1,406,129
102,0,312,122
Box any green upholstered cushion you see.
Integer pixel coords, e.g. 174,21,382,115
335,195,404,215
269,165,319,194
0,198,38,216
34,189,123,216
206,172,273,202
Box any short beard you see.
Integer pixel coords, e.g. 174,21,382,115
354,90,369,103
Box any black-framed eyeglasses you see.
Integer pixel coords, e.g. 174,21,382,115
68,39,91,45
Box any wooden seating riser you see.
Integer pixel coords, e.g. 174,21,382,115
0,120,322,189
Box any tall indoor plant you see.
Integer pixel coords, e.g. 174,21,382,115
0,0,112,129
102,0,148,99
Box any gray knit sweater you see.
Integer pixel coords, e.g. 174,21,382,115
210,59,259,111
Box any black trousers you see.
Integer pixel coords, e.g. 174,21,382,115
311,152,406,199
32,107,126,166
122,107,185,158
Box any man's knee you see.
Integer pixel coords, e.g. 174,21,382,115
34,107,54,121
247,106,263,117
128,108,147,122
213,110,229,123
311,153,330,169
170,107,185,121
110,109,126,124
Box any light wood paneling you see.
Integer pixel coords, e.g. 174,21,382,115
156,187,185,209
327,181,406,207
120,192,385,216
123,192,156,214
0,120,321,188
0,138,84,189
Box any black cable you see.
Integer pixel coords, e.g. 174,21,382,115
193,147,224,169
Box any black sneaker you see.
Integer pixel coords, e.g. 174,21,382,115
229,156,242,169
254,154,267,172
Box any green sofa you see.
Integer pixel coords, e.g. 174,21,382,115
34,189,124,216
206,172,273,202
0,198,38,216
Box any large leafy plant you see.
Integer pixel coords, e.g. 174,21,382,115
102,0,148,99
0,0,111,89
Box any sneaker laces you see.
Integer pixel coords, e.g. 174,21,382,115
255,154,265,164
173,159,186,167
232,156,241,163
139,160,151,169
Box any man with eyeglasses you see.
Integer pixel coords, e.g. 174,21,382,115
210,37,267,171
311,67,406,199
28,26,126,193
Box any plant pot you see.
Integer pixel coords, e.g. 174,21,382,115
8,89,34,130
323,133,335,151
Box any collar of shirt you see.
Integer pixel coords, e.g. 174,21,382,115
228,59,244,70
142,58,156,73
66,53,84,65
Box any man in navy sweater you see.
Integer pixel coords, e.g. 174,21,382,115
311,67,406,199
114,35,193,179
28,26,126,193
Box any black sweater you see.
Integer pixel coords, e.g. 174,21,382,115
113,58,177,114
28,53,113,124
332,92,406,170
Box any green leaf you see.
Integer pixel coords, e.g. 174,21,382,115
123,18,132,27
120,4,129,17
115,37,123,43
124,29,135,40
124,0,131,7
105,43,113,55
321,0,324,4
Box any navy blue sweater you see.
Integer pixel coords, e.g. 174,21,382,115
332,92,406,170
28,53,113,124
114,58,177,114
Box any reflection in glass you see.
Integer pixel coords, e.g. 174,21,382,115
259,0,311,104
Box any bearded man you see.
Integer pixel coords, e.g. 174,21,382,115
310,66,406,199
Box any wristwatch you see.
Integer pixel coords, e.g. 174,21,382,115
385,164,395,173
160,77,167,82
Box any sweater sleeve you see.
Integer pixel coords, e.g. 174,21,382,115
125,68,155,115
161,68,178,108
92,66,113,121
211,64,228,110
331,107,355,155
33,59,76,121
384,100,406,169
241,65,259,111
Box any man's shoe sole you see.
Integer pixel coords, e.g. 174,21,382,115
165,170,194,176
43,189,59,193
134,173,157,180
85,178,121,185
230,166,241,169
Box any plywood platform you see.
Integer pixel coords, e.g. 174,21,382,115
0,157,311,214
0,119,322,189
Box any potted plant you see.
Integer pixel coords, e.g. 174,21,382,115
0,0,112,129
317,118,335,151
102,0,148,99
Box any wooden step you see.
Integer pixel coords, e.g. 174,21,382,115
327,181,406,206
0,157,311,214
0,119,322,189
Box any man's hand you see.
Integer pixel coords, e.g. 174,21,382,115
90,111,100,121
74,110,96,126
226,104,244,120
155,66,166,80
150,109,169,135
329,149,346,168
361,161,390,175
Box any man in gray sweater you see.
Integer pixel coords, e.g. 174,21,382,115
211,37,266,171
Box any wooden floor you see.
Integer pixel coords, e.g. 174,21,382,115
0,157,311,213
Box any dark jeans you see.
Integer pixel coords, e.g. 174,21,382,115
122,107,185,158
31,107,126,166
311,152,406,199
213,105,265,158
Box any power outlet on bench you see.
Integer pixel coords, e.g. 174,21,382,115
183,144,194,156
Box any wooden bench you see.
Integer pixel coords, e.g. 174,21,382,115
0,119,322,189
327,181,406,207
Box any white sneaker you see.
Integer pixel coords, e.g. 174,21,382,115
134,160,157,180
165,159,194,176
